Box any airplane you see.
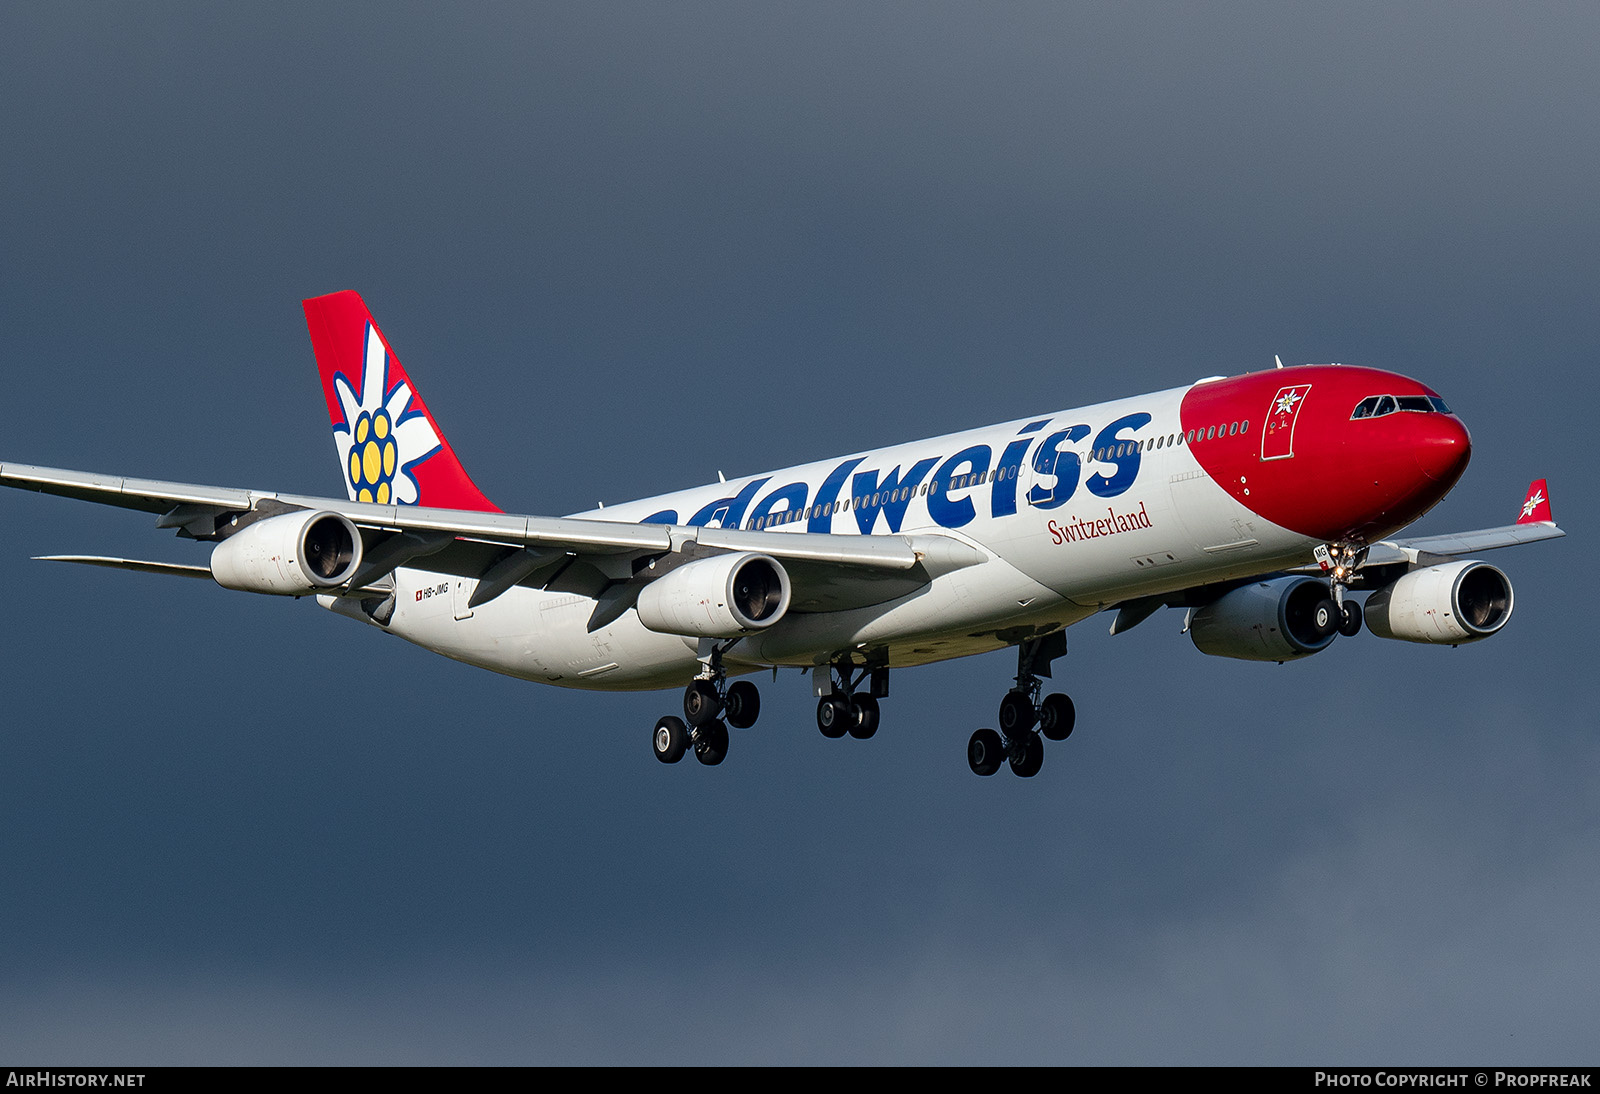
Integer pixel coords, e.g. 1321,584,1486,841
0,291,1564,777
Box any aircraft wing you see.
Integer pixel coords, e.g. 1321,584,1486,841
0,461,981,614
1361,520,1565,566
1316,477,1563,571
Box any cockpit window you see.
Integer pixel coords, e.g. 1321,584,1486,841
1351,393,1449,419
1351,395,1398,419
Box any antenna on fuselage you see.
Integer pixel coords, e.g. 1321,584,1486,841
1275,355,1284,369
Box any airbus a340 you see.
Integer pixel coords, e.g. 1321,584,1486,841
1,292,1563,776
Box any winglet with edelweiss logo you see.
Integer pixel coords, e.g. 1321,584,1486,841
1516,478,1552,525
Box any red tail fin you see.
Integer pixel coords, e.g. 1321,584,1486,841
302,291,500,513
1516,478,1552,524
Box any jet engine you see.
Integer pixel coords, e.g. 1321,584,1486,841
210,510,364,596
1189,576,1340,662
636,552,791,638
1363,560,1512,644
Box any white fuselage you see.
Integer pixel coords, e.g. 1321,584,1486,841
362,382,1314,690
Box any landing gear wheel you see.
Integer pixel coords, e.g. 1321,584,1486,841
649,713,688,764
653,716,688,764
1311,597,1340,638
1038,693,1075,741
848,694,880,740
1338,600,1363,637
816,696,849,739
998,689,1037,735
693,719,729,766
968,728,1004,776
683,679,722,727
1009,731,1044,778
724,680,761,729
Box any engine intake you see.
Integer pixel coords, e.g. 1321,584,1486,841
211,510,364,596
1189,576,1340,662
1364,560,1513,644
636,552,791,638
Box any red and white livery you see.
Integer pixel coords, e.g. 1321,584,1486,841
2,292,1563,776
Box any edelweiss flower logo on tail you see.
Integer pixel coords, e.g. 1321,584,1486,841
331,324,442,504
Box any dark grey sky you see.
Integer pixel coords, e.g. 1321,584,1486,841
1,2,1593,1064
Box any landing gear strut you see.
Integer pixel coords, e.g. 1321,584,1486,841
814,661,886,741
652,638,761,767
968,632,1073,778
1315,540,1368,638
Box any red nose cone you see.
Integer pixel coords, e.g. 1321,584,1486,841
1179,365,1474,543
1415,415,1472,484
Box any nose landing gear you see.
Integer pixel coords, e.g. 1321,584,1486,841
1315,540,1368,638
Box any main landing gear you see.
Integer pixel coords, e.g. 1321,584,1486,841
814,662,888,741
652,638,762,766
968,632,1074,778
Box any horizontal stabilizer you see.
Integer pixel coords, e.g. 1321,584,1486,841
35,555,214,579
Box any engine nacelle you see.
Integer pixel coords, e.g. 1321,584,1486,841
210,510,364,596
635,552,791,638
1364,560,1513,644
1189,576,1339,662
